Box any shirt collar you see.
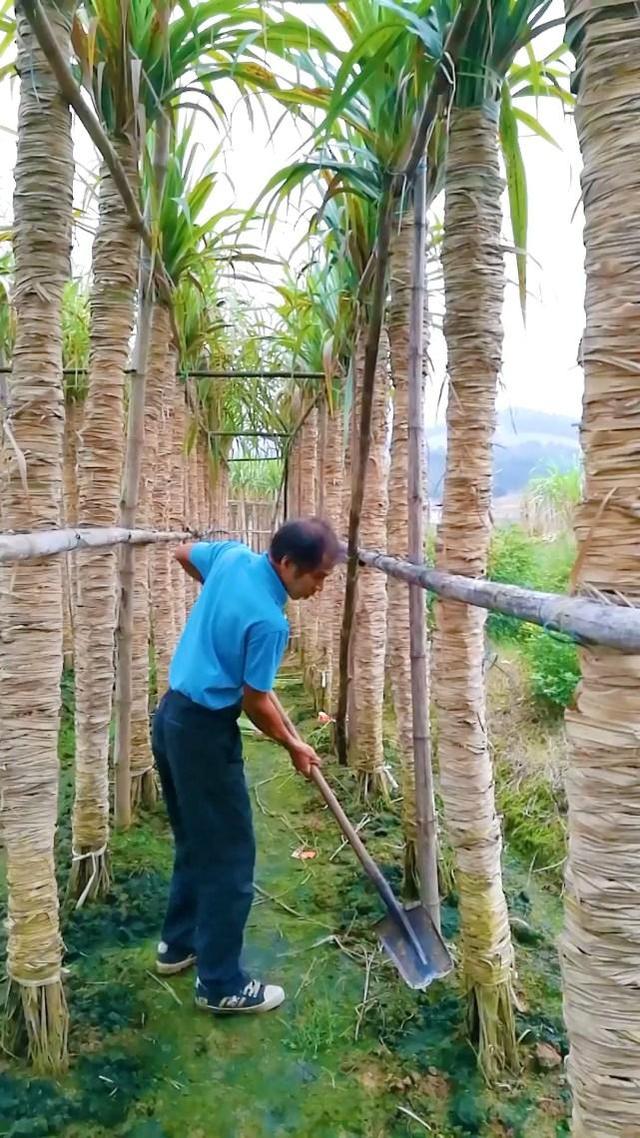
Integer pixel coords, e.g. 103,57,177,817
260,553,288,609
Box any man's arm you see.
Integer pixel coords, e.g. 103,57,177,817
243,685,320,777
174,542,203,584
269,690,300,741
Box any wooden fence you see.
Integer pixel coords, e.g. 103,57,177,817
227,497,280,553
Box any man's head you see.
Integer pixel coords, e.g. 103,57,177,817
270,518,339,601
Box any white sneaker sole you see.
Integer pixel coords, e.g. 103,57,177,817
156,955,196,976
196,990,286,1016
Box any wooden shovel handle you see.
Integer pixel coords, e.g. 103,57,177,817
309,766,405,920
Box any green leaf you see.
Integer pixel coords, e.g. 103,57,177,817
376,0,442,58
316,23,406,144
500,83,528,321
512,107,559,148
512,80,574,107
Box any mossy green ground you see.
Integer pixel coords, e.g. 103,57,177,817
0,666,569,1137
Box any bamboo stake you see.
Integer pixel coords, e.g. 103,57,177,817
335,0,480,764
113,110,171,830
113,284,154,829
407,163,440,930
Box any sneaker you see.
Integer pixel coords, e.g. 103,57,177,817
156,941,196,976
195,976,285,1015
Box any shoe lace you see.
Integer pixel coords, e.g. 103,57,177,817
242,979,261,999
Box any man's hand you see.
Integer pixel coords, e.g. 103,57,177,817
289,741,322,779
243,686,321,777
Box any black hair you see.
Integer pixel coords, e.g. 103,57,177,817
270,517,339,572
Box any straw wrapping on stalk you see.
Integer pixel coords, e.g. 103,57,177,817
433,104,515,1079
561,4,640,1134
0,0,75,1074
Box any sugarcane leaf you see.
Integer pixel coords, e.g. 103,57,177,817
500,83,528,321
512,106,559,148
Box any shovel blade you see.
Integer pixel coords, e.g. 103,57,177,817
375,903,453,990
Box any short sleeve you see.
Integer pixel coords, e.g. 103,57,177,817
244,623,288,692
188,541,236,582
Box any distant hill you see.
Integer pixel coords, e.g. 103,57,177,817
427,408,580,500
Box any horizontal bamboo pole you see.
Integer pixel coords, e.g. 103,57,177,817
2,527,639,653
207,431,291,439
184,371,324,381
355,548,640,654
210,528,274,535
0,526,269,563
0,368,324,381
0,527,187,564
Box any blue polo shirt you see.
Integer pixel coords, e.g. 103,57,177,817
169,541,289,710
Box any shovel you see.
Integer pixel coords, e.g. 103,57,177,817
310,766,453,990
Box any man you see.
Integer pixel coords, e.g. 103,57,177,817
152,517,338,1016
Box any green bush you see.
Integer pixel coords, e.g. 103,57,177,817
498,760,566,881
427,522,581,710
485,525,580,710
525,629,580,711
532,535,575,595
487,526,537,641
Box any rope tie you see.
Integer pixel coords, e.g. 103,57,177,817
71,843,108,909
373,763,399,793
8,971,62,988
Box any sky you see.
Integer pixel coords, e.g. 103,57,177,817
0,0,585,425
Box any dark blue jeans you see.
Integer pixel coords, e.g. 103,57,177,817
152,689,255,997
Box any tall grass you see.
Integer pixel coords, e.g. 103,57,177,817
523,462,582,537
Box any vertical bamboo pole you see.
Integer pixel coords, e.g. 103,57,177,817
113,111,169,830
315,398,331,704
129,301,169,812
240,487,248,545
332,374,354,735
286,438,302,650
62,398,78,669
336,182,394,764
194,439,203,528
113,272,152,830
317,398,327,514
218,459,230,531
151,340,177,694
300,406,320,696
282,451,290,522
408,162,440,930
